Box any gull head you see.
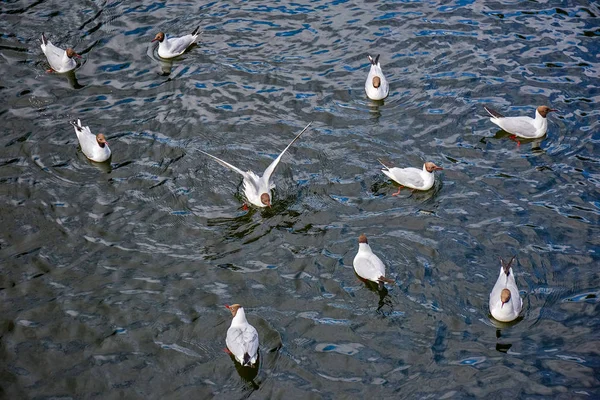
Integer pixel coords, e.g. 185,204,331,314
152,32,165,43
425,162,443,173
66,48,81,59
372,76,381,88
96,134,108,148
260,193,271,208
500,288,511,308
537,105,557,118
225,304,241,317
358,234,368,244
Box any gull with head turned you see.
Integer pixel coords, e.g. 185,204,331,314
152,26,201,59
365,54,389,101
70,119,111,162
40,33,80,73
489,256,523,322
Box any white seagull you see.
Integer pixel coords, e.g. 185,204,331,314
152,27,201,59
365,54,389,101
40,33,80,73
379,160,443,196
225,304,259,367
353,234,394,290
489,256,523,322
484,105,557,139
199,122,312,208
70,119,111,162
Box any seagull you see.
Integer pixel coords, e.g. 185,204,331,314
70,119,111,162
40,33,80,73
365,54,389,101
199,122,312,208
379,160,443,196
353,234,394,290
152,26,201,59
489,256,523,322
225,304,259,367
484,105,557,139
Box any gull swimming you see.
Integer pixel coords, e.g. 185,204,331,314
199,122,312,208
489,256,523,322
379,160,443,195
484,105,557,139
40,33,80,73
152,27,201,59
365,54,389,101
70,119,111,162
353,234,394,290
225,304,259,367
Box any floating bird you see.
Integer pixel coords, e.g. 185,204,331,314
379,160,443,195
152,26,201,58
225,304,259,367
40,33,80,73
70,119,111,162
489,256,523,322
199,122,312,208
353,234,394,290
484,105,557,139
365,54,389,101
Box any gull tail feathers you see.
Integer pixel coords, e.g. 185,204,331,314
41,33,48,46
377,159,393,170
70,119,83,132
484,106,504,119
368,54,380,66
191,26,201,36
501,255,516,276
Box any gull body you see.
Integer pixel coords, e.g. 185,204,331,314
484,105,557,139
199,122,312,208
152,27,201,58
365,54,389,101
353,234,394,290
40,33,80,73
225,304,259,367
489,257,523,322
70,119,111,162
380,161,442,193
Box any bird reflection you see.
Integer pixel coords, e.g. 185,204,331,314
65,70,84,89
492,129,546,150
229,352,260,390
495,328,512,353
158,58,173,76
355,273,393,314
367,98,384,122
89,159,112,173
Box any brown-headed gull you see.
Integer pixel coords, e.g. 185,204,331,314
199,122,312,208
353,234,394,290
225,304,259,367
70,119,111,162
379,160,443,196
152,26,201,59
489,256,523,322
40,33,80,73
365,54,389,101
484,105,557,139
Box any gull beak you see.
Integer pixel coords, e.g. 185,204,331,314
435,166,444,171
225,304,230,309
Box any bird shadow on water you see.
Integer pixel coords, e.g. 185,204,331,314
355,273,394,316
490,129,546,152
490,315,524,354
228,352,261,392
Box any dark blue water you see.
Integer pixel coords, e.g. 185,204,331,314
1,0,599,398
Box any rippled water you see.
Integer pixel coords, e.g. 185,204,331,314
1,0,599,398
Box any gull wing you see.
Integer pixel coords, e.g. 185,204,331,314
262,121,312,183
385,167,424,188
199,149,252,181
